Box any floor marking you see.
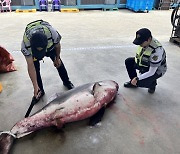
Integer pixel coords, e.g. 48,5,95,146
11,42,172,53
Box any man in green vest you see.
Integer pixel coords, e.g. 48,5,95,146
124,28,167,93
21,20,74,103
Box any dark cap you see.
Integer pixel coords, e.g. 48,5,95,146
30,32,48,60
133,28,152,45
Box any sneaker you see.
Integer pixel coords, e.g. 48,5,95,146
148,87,156,94
63,82,74,90
124,81,137,88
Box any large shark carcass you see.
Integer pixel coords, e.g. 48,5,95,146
0,80,119,154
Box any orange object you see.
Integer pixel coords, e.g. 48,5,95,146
0,46,16,73
0,82,2,93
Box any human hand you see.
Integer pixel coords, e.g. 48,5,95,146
131,77,138,86
54,57,61,68
34,88,41,99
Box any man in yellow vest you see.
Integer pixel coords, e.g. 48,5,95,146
124,28,167,93
21,20,74,102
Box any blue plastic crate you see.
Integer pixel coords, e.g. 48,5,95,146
146,0,154,10
126,0,154,12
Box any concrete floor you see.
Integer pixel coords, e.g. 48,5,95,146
0,9,180,154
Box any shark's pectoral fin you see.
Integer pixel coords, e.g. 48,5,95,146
88,106,106,126
51,107,65,129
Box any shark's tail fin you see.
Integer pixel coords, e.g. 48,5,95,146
0,131,16,154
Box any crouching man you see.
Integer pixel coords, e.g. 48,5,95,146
124,28,167,93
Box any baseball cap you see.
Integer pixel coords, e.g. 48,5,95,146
30,32,48,60
133,28,152,45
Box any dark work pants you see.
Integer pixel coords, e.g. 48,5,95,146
125,57,162,89
33,49,70,92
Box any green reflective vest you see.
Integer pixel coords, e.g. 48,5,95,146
135,38,162,68
23,20,54,54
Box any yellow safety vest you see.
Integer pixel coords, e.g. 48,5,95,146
135,38,162,68
23,20,54,54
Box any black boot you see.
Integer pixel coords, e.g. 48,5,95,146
124,81,137,88
63,81,74,90
148,86,156,94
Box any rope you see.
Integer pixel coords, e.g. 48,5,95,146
0,131,16,138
